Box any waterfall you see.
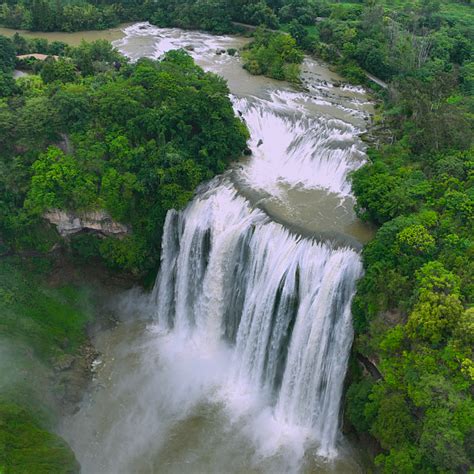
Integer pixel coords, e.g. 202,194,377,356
144,40,366,462
151,180,362,456
59,25,372,474
233,95,364,197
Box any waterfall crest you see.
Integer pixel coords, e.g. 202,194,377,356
151,180,362,456
233,95,364,198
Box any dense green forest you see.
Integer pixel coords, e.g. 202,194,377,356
345,1,474,470
0,36,248,275
0,256,89,473
0,0,473,472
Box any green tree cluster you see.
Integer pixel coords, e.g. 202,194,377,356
337,2,474,470
0,38,248,275
242,27,304,81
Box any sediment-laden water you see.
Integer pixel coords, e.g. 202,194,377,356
61,23,373,473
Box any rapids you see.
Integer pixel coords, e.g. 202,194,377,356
61,23,373,473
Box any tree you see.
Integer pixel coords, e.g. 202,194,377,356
40,58,77,84
0,36,15,73
0,71,15,97
25,147,97,213
407,262,463,345
397,224,435,254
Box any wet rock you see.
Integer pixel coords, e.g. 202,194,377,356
184,45,195,51
257,139,263,147
243,147,252,156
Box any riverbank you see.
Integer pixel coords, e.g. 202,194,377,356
0,253,136,473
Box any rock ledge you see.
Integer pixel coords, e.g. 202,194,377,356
44,209,129,238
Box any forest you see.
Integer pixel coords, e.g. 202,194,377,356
0,0,473,472
0,37,248,274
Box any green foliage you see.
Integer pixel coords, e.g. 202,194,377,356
25,147,98,214
407,262,463,345
0,0,129,32
40,59,76,84
151,0,234,33
0,42,248,274
243,28,304,82
69,39,122,76
0,257,91,362
0,70,15,97
0,36,15,72
0,403,79,473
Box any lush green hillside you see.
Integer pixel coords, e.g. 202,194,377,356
0,36,248,275
0,256,91,474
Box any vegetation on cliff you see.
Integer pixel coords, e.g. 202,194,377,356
342,2,473,472
0,256,93,473
0,36,248,274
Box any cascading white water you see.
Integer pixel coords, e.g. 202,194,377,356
233,94,364,197
151,180,362,457
140,22,367,462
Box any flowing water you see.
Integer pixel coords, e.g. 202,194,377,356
61,23,374,473
0,24,128,46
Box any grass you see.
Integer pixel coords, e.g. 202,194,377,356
0,256,91,363
0,256,94,473
0,403,79,474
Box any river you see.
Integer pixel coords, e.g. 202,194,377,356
56,23,374,473
0,24,128,46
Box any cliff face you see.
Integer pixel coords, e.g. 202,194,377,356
44,209,129,238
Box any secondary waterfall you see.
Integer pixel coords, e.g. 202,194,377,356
62,24,373,474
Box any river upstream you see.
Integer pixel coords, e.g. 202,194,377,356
52,23,374,473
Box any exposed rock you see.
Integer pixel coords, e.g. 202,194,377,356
257,139,263,147
57,133,73,155
184,44,195,51
44,209,129,238
53,353,75,372
357,353,383,380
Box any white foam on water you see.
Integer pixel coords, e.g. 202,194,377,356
151,181,363,466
